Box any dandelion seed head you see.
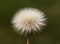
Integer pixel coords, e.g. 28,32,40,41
11,8,46,34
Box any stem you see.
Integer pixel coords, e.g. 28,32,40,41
27,34,30,44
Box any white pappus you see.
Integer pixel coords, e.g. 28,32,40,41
11,8,47,34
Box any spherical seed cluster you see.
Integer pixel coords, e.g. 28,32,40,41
11,8,46,34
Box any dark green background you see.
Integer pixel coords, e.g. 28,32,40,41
0,0,60,44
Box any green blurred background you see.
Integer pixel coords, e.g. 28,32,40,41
0,0,60,44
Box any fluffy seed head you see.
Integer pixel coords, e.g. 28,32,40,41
11,8,46,34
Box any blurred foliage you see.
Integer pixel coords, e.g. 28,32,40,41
0,0,60,44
